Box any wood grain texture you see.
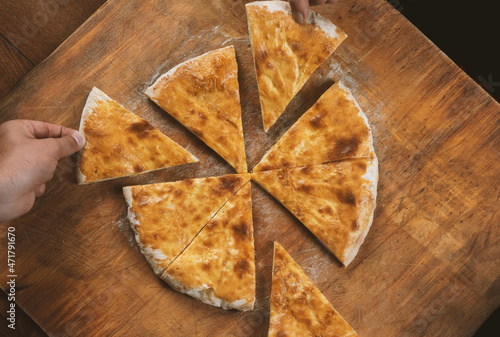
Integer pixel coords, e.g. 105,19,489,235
0,2,105,332
0,0,498,336
0,292,47,337
0,34,33,99
0,0,107,65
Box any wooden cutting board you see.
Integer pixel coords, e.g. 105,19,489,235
1,0,499,336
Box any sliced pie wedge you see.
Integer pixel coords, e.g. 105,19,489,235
246,1,347,132
269,242,358,336
252,158,378,266
76,87,197,184
253,82,375,172
162,182,255,311
145,46,247,173
123,173,250,276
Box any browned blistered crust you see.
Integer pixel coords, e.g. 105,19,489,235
146,46,247,173
78,87,197,184
253,82,375,173
246,1,347,131
269,242,358,336
162,182,255,311
123,174,250,276
252,158,377,266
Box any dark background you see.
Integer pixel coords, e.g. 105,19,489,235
389,0,499,336
389,0,499,103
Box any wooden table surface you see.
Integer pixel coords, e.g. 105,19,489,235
0,2,106,336
0,1,498,336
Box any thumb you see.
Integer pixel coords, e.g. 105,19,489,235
289,0,309,24
44,131,86,159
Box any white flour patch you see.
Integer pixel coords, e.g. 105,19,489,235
328,62,361,94
112,218,137,249
301,249,332,283
328,60,387,114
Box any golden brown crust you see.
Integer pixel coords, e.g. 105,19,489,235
252,159,378,266
269,242,358,336
162,182,255,311
123,174,250,276
145,46,247,173
246,1,347,131
77,87,197,184
253,82,375,172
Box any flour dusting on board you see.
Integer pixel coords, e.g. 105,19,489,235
328,61,361,95
328,60,386,115
122,25,249,150
302,257,331,283
112,218,138,250
328,60,386,152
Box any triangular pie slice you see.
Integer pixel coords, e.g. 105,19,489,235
269,242,358,336
145,46,247,173
162,182,255,311
76,87,198,184
246,1,347,132
252,158,377,266
123,173,250,276
253,82,375,172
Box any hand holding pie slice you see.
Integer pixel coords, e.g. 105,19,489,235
77,87,197,184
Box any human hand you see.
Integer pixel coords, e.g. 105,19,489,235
287,0,339,24
0,120,86,223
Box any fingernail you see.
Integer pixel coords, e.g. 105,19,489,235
293,11,304,24
72,131,86,148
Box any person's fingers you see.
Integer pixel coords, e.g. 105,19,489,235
2,194,36,223
20,193,36,217
23,120,78,139
289,0,309,24
23,120,65,139
41,131,86,159
35,184,46,197
288,0,338,24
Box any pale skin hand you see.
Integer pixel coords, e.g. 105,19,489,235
0,120,86,223
287,0,339,23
